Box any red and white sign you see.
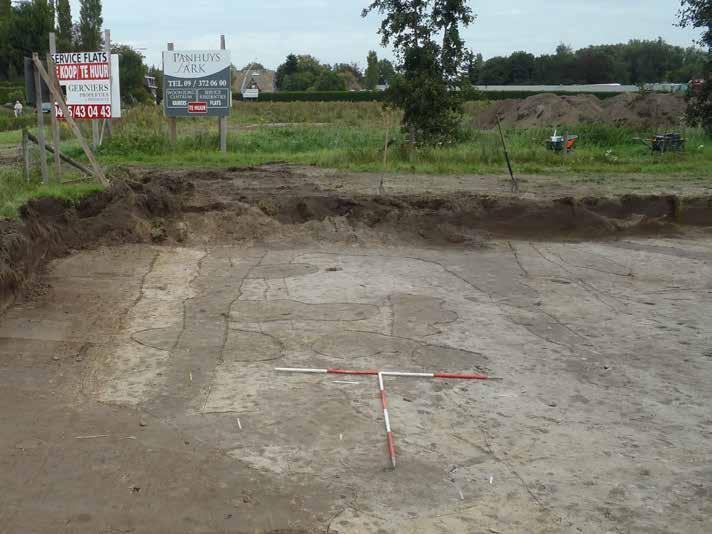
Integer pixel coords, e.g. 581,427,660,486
55,104,112,120
188,101,208,114
50,51,120,120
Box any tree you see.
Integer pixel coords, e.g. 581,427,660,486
2,0,55,80
677,0,712,133
378,58,396,85
362,0,475,145
79,0,102,51
365,50,379,89
275,54,299,90
56,0,73,52
0,0,10,18
112,44,151,104
311,70,347,91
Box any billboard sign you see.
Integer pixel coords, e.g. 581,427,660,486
163,50,232,117
51,52,121,119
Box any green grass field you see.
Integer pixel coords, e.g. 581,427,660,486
0,167,103,219
86,104,712,178
1,100,710,220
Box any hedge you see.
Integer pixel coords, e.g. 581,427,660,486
0,85,25,105
235,89,626,103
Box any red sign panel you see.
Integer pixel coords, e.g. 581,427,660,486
188,101,208,114
55,104,112,120
55,62,110,81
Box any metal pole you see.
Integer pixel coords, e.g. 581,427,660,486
167,42,177,146
33,56,49,184
48,32,62,182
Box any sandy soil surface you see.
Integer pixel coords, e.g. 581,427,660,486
1,232,711,533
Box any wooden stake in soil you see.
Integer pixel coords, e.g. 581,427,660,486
33,57,49,184
167,42,177,146
33,54,108,186
48,32,62,182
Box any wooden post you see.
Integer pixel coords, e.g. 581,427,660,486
91,120,100,150
33,56,49,184
48,32,62,182
219,34,228,153
104,29,113,140
22,128,30,182
167,42,177,145
33,54,108,186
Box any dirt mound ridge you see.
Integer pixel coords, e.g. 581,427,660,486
474,93,687,129
2,167,711,310
0,175,192,311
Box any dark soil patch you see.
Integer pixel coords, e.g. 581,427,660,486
0,175,192,312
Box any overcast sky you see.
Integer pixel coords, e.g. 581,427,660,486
69,0,704,69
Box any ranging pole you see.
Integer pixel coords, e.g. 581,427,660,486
378,372,397,468
276,366,496,469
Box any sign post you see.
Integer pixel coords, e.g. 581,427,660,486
219,34,228,153
33,58,49,184
163,43,232,150
103,29,113,141
48,32,62,182
166,42,177,145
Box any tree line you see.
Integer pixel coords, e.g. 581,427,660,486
469,39,707,86
0,0,152,104
274,52,395,92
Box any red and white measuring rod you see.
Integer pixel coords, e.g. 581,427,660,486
275,368,492,380
378,372,397,469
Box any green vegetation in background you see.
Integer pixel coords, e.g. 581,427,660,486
0,167,103,220
93,106,712,179
235,90,627,103
471,39,707,86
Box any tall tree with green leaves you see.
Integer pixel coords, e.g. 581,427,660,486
0,0,11,18
362,0,475,145
56,0,73,51
677,0,712,133
365,50,379,89
79,0,102,51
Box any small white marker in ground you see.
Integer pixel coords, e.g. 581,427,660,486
189,372,193,383
339,433,343,441
489,476,494,485
458,488,464,500
237,418,242,430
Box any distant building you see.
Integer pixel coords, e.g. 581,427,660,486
234,69,276,97
144,76,158,102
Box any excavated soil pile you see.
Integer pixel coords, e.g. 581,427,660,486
0,175,192,311
474,93,687,129
1,165,711,308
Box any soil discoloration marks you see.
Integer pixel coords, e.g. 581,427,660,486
1,167,711,533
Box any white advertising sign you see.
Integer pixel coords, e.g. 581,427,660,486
51,52,121,119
